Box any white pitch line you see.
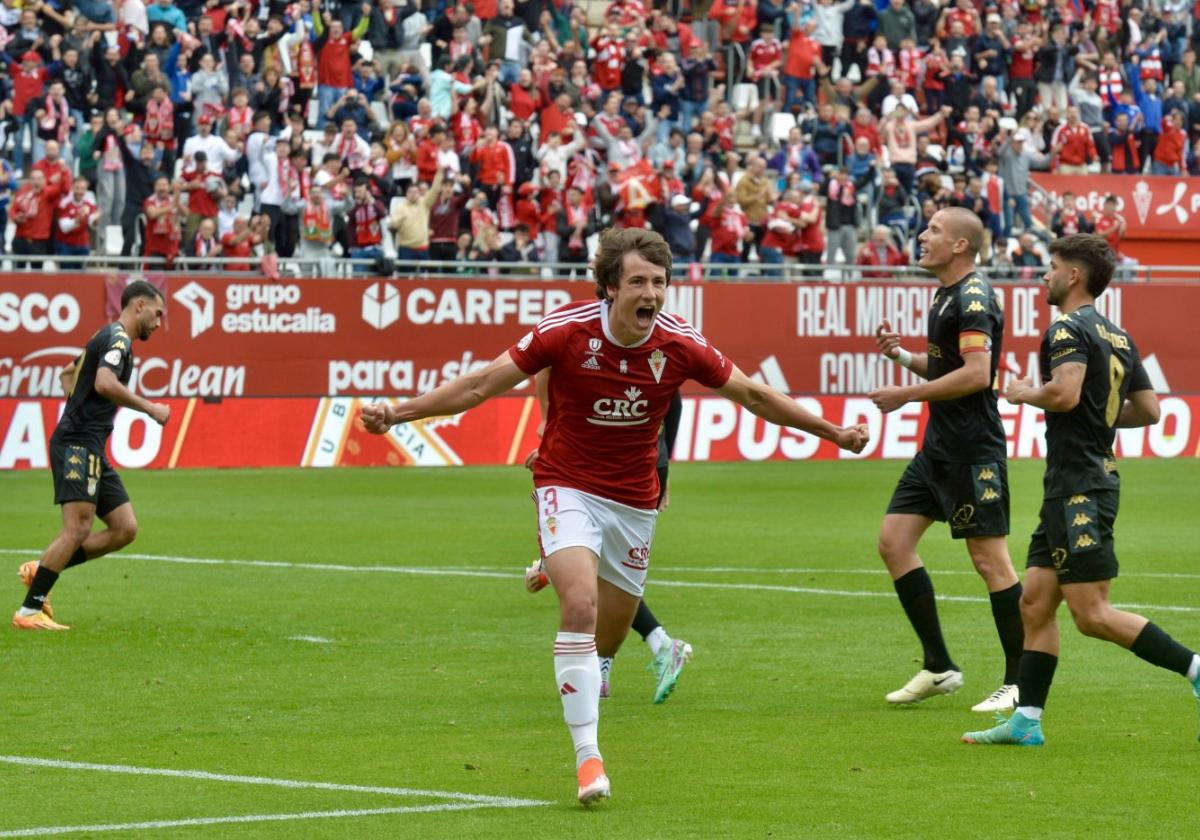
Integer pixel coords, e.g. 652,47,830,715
0,803,511,838
289,635,333,644
1,548,1197,613
0,756,548,808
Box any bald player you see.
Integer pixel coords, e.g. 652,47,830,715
866,208,1025,713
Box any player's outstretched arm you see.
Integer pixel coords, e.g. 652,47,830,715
1116,388,1160,428
95,367,170,425
362,351,530,434
1005,361,1084,413
874,319,929,378
870,348,991,413
716,366,868,453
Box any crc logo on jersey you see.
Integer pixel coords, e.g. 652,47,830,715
623,545,650,571
363,282,400,329
589,386,650,426
174,282,215,338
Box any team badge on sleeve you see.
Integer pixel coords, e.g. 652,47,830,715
104,349,123,366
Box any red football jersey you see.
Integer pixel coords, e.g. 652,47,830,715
509,300,732,509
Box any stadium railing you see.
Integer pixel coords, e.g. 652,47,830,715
2,254,1198,284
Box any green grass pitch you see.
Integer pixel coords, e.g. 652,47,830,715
1,459,1199,838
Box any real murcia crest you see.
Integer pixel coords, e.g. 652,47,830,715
648,349,666,383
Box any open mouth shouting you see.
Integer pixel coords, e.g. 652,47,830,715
634,304,658,330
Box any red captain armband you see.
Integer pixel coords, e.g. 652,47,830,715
959,331,991,354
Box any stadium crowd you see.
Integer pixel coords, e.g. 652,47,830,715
0,0,1198,273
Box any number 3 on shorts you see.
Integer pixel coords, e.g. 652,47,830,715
542,487,558,516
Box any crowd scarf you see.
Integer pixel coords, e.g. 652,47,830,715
353,199,382,245
618,137,640,164
297,166,311,200
278,155,299,203
194,232,217,257
13,186,38,223
40,95,69,144
369,155,388,179
565,201,586,249
302,195,332,242
102,133,123,172
828,177,856,206
228,104,253,136
294,37,317,89
497,191,514,230
449,39,473,62
276,76,294,115
145,96,174,143
201,100,226,124
787,142,804,172
472,205,498,238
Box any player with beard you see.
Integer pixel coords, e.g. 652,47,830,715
868,207,1025,713
15,282,170,630
363,227,869,805
964,234,1200,746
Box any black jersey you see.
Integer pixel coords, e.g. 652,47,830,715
1038,304,1151,499
53,323,134,447
920,272,1007,463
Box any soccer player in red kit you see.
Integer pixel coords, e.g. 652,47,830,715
361,228,868,805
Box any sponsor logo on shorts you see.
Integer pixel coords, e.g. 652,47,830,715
977,468,995,480
623,545,649,571
1067,494,1090,505
980,488,1000,501
1071,513,1093,527
1051,548,1069,571
951,503,976,529
1074,534,1096,549
64,469,81,480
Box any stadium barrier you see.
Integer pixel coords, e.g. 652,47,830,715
2,273,1198,468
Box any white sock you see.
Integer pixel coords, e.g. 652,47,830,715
1015,705,1043,721
646,626,670,656
1187,654,1200,683
17,607,40,617
554,632,601,768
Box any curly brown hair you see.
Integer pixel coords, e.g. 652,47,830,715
592,227,673,300
1048,233,1115,298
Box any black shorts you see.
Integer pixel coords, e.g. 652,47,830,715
1026,490,1119,584
50,438,129,518
886,451,1010,539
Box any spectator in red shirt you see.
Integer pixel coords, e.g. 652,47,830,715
54,177,100,269
31,139,71,199
1151,110,1188,175
142,175,184,268
857,225,909,278
220,216,260,271
313,6,370,128
11,169,56,268
1050,106,1097,174
11,50,48,175
783,17,822,111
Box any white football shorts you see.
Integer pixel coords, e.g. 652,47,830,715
533,485,657,597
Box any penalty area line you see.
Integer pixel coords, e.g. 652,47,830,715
1,548,1198,614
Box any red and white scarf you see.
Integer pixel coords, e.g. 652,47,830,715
294,38,317,88
303,197,332,242
227,105,253,137
40,95,69,144
145,97,174,143
278,156,299,203
353,200,382,245
194,233,217,257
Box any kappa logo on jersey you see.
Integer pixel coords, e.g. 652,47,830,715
1052,328,1072,342
65,469,81,480
965,286,986,295
67,454,81,465
174,281,215,338
1068,494,1090,505
112,339,128,351
590,386,650,426
978,468,995,481
965,301,985,313
1071,513,1093,527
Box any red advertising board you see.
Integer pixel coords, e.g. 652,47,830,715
1,395,1196,470
1029,175,1200,240
3,274,1200,400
